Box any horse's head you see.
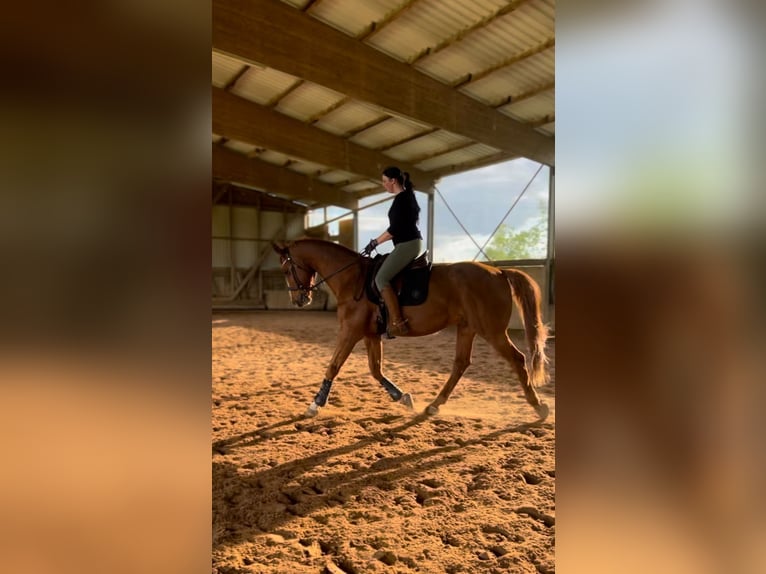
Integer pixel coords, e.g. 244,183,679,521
272,241,317,308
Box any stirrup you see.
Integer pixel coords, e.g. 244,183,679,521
388,318,409,337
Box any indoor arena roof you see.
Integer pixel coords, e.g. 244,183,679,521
212,0,555,209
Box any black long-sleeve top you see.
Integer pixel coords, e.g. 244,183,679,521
386,189,422,245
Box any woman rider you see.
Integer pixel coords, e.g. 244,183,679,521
362,166,423,336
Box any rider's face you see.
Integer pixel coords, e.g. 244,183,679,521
382,176,396,194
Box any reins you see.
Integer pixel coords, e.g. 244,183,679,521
280,248,365,297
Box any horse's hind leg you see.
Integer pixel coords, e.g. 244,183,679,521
427,325,476,415
488,331,548,420
364,336,414,409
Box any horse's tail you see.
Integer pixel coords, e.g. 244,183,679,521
503,269,549,388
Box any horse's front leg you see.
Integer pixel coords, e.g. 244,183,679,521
364,336,414,409
305,329,361,417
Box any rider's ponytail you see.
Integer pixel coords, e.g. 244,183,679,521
402,171,413,193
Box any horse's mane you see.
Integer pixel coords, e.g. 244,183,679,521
287,237,369,261
290,237,361,259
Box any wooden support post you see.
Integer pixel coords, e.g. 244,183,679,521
228,187,235,298
545,166,555,322
427,191,435,261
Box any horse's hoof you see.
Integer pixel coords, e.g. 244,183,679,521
304,402,319,418
399,393,414,410
426,404,439,416
535,402,549,421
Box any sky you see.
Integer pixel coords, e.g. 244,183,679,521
339,158,551,262
556,0,755,234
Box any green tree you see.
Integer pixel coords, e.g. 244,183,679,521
484,213,547,261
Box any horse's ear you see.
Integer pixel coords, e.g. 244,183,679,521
272,241,287,255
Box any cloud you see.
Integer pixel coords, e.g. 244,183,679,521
433,160,549,238
433,234,492,263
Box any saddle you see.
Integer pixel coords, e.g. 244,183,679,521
365,250,432,307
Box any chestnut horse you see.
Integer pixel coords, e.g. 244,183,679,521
272,239,549,421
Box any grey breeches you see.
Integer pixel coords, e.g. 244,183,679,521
374,239,423,291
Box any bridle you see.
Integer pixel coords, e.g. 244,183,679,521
280,251,316,294
280,248,363,298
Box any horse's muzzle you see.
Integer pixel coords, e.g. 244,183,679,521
292,291,311,308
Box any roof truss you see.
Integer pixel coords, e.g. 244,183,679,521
213,144,357,209
212,0,554,166
213,87,433,190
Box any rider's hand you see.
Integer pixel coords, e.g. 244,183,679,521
362,238,378,255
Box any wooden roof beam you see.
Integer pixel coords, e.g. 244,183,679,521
213,0,554,166
213,87,433,188
212,145,357,209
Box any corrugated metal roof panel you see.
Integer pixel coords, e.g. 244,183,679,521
212,52,247,88
461,50,554,104
367,0,509,63
318,169,357,184
486,3,554,47
458,75,507,105
223,139,258,155
537,122,554,136
230,67,299,105
415,1,554,84
350,116,429,149
309,0,401,38
287,159,327,176
257,149,291,165
280,0,308,9
415,142,500,170
527,0,555,24
342,180,380,193
499,90,554,121
313,101,388,136
384,130,471,161
275,83,346,122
